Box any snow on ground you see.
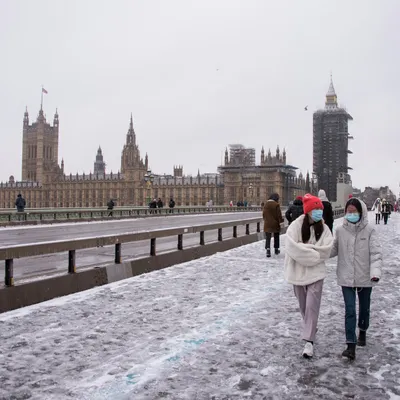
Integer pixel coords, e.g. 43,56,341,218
1,213,400,400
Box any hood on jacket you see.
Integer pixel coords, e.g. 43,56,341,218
318,189,329,202
269,193,280,202
293,198,303,206
344,198,369,229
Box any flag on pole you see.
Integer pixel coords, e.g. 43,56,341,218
42,88,48,94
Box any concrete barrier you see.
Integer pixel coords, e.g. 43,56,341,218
0,232,262,313
0,209,345,313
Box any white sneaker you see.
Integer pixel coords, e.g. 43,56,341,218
302,342,313,358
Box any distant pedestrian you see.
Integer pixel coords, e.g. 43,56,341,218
372,198,382,224
381,199,392,225
15,194,26,212
229,200,233,207
169,197,175,213
285,196,304,225
331,198,382,360
284,194,334,358
107,199,115,217
157,198,164,209
318,189,334,233
263,193,284,257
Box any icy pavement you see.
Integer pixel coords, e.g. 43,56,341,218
1,214,400,400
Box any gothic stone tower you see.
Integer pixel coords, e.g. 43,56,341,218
313,77,353,202
22,106,60,183
120,114,148,181
94,146,106,176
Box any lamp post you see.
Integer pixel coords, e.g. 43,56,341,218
248,183,253,207
144,170,154,206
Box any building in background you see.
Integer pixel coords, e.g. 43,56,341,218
0,107,305,208
218,145,306,206
313,77,353,204
361,186,397,209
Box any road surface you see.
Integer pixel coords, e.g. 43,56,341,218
0,212,263,281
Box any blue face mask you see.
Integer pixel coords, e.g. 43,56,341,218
311,209,323,222
345,213,360,224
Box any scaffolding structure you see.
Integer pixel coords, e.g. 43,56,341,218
228,144,256,167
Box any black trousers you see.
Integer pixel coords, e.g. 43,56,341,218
383,213,389,224
375,213,380,224
265,232,280,250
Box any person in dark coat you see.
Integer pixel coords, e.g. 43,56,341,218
381,199,393,225
107,199,115,217
318,189,333,233
285,196,304,225
169,198,175,213
15,194,26,212
263,193,284,257
157,198,163,209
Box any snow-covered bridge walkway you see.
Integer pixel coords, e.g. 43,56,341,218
1,214,399,400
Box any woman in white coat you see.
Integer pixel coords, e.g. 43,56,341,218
284,194,334,358
331,198,382,360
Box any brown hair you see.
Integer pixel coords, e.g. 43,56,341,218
301,216,324,243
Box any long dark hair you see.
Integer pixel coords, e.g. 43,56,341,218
301,216,324,244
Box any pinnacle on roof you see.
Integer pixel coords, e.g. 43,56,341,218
326,74,336,97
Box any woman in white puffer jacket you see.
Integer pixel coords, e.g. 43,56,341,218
284,194,334,359
331,198,382,360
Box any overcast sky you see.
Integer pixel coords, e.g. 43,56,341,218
1,0,399,194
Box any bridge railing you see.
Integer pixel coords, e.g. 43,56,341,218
0,205,262,223
0,216,264,287
0,208,346,287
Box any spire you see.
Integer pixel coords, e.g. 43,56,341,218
97,146,102,155
282,147,286,164
53,108,59,127
261,146,265,165
23,107,29,126
224,147,229,165
126,113,136,145
325,73,338,110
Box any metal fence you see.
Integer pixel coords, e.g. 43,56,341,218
0,217,263,287
0,205,262,224
0,208,346,287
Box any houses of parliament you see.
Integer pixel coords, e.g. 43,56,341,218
0,105,307,209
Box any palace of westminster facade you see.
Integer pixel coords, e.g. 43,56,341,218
0,106,308,209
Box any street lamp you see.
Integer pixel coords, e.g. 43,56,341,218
144,170,154,206
248,183,253,206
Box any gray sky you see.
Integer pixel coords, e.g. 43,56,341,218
1,0,399,194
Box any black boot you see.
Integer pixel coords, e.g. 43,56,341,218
357,330,366,347
274,248,280,255
266,248,271,258
342,343,356,360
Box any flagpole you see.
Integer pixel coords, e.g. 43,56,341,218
41,85,43,110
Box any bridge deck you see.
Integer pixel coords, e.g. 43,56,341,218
0,213,398,399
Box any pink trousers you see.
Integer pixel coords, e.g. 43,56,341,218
293,279,324,342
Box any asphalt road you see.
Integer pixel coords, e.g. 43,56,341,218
0,212,263,282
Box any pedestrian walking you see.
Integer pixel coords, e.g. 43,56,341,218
381,199,392,225
284,194,334,358
318,189,334,232
15,194,26,213
372,198,382,224
263,193,284,257
107,199,115,217
331,198,382,360
169,197,175,213
285,196,304,225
